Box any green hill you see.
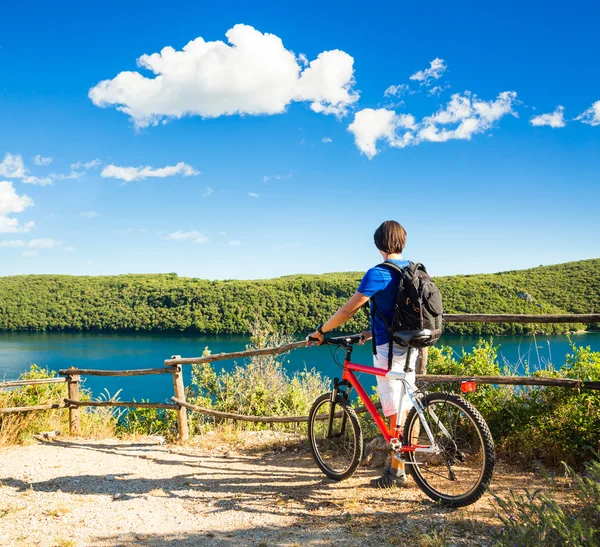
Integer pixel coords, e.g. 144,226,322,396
0,259,598,335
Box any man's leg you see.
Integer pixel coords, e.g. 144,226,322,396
389,413,403,473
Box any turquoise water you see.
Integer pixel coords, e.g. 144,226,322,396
1,332,598,403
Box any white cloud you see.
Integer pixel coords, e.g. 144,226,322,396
0,154,26,178
229,240,241,246
348,91,518,158
410,58,447,86
248,192,259,198
0,181,35,233
530,106,566,128
162,230,208,244
428,84,450,96
101,162,199,182
347,108,416,158
23,175,53,186
64,246,75,252
49,171,85,181
322,137,332,143
89,24,359,127
0,238,63,249
576,100,600,126
80,211,100,218
71,159,102,170
0,239,26,247
384,84,411,97
21,250,38,258
28,238,63,249
203,187,214,197
33,155,53,166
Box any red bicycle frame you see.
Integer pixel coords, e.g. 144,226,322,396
341,358,424,453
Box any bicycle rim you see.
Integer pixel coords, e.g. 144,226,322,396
404,393,495,506
309,394,362,480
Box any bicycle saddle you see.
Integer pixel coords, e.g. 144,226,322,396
393,329,432,346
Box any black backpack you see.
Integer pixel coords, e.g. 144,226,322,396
371,261,443,368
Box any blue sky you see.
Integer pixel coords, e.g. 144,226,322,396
1,0,599,280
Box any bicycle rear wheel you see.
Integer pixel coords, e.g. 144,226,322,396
403,392,495,507
308,392,363,481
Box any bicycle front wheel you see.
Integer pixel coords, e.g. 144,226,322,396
403,392,495,507
308,392,363,481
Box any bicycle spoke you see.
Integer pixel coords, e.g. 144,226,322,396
406,396,491,503
310,397,359,478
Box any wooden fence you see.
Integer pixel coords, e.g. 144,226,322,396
1,313,599,442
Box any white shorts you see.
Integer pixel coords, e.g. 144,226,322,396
373,343,417,418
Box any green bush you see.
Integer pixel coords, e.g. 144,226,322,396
428,340,600,467
116,405,178,439
493,459,600,546
186,329,330,431
0,365,118,443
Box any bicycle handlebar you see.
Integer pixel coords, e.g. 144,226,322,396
308,334,364,347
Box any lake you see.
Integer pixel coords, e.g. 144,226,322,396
1,332,599,404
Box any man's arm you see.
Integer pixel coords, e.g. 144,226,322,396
307,291,370,345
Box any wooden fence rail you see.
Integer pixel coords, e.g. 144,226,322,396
0,378,67,389
1,313,599,441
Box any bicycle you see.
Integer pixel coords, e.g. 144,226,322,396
307,330,496,507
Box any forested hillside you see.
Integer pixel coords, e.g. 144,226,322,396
0,259,598,335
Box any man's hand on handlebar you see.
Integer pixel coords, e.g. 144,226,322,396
358,330,372,345
306,330,324,346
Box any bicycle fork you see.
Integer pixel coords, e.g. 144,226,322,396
327,378,351,439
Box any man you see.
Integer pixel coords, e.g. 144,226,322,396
307,220,416,488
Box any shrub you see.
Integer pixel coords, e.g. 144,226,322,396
493,458,600,546
428,340,600,467
186,328,330,431
0,365,118,443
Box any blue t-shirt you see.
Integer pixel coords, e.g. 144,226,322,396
357,259,411,346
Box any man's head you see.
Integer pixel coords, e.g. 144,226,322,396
374,220,406,255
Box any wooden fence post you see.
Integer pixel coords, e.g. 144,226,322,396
416,348,428,375
170,358,189,442
66,370,81,436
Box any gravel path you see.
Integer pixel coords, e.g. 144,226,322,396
0,436,554,546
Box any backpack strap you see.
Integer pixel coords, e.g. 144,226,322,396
372,261,413,370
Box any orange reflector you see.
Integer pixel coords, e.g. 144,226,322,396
460,381,476,393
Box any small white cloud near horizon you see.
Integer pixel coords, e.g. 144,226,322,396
229,240,241,246
0,238,63,250
49,171,85,181
23,175,53,186
33,155,53,166
64,246,75,252
80,211,100,219
203,187,214,197
248,192,259,198
71,159,102,170
530,106,566,128
576,100,600,126
410,58,447,86
322,137,333,143
28,238,63,249
162,230,208,244
101,162,199,182
0,154,26,179
0,180,35,233
88,24,359,127
21,250,38,258
348,90,518,158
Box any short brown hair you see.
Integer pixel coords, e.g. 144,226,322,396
373,220,406,254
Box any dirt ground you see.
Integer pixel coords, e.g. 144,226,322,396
0,434,564,547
